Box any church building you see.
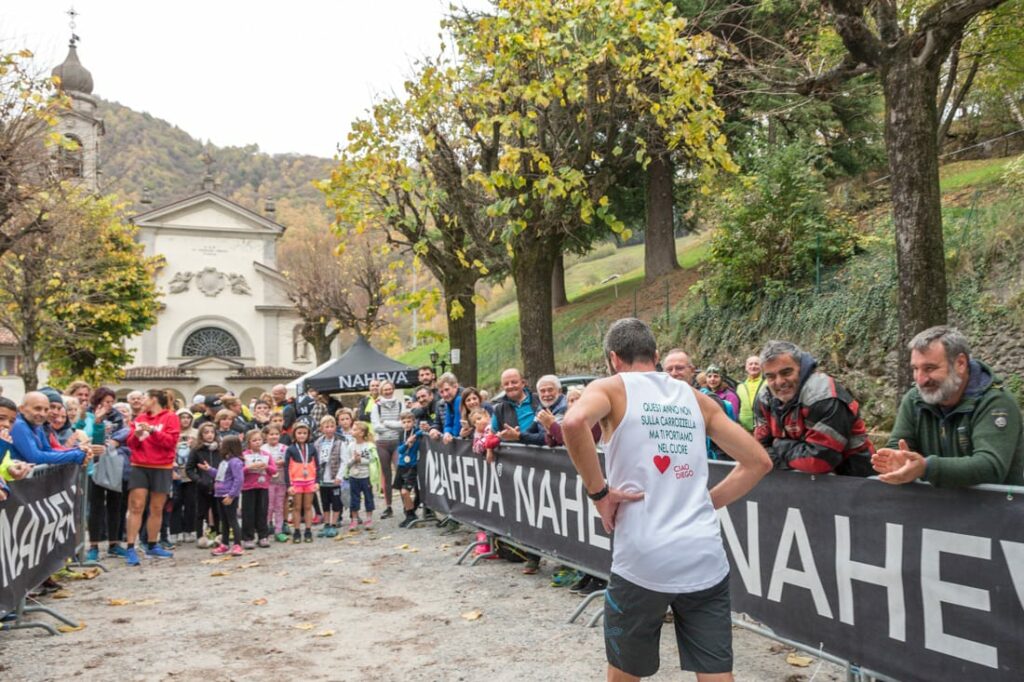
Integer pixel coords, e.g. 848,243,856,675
46,37,321,405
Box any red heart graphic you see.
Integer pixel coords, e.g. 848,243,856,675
653,455,670,474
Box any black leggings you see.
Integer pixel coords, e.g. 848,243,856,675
195,488,221,536
241,488,269,541
377,439,398,507
87,479,123,545
171,482,197,535
218,497,241,546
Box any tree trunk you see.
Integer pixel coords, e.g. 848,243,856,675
20,352,39,392
883,54,948,391
444,280,480,388
512,239,558,382
304,321,336,366
644,150,679,283
1005,94,1024,130
551,254,569,309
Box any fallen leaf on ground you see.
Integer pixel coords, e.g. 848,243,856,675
314,629,335,637
324,559,342,565
786,653,814,667
66,568,101,580
57,622,86,633
201,558,230,565
440,544,450,550
379,535,391,540
408,548,419,553
52,590,73,599
361,577,378,584
276,571,289,577
107,598,131,606
134,599,162,606
396,544,410,550
461,610,483,621
239,561,261,569
251,598,267,606
209,570,231,577
292,623,315,630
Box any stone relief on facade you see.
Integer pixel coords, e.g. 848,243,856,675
167,268,251,297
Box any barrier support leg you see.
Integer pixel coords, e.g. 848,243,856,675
456,539,491,566
0,598,60,636
566,588,605,625
585,592,607,628
23,600,78,629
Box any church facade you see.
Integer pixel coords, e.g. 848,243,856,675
41,38,321,405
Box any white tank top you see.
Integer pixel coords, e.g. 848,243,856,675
601,372,729,593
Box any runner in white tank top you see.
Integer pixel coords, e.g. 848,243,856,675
563,319,771,681
602,371,728,593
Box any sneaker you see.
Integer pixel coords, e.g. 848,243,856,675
399,514,416,529
85,547,99,562
196,536,212,549
363,519,373,530
522,558,540,575
348,520,358,531
230,544,244,556
186,532,197,543
317,527,329,538
312,514,323,525
242,540,256,550
107,544,128,558
551,569,582,588
292,529,302,544
422,509,437,521
258,537,271,548
146,543,174,559
569,575,592,594
125,546,141,567
304,528,313,543
275,532,290,543
380,507,393,520
158,539,176,551
211,543,230,556
325,526,338,538
578,578,607,596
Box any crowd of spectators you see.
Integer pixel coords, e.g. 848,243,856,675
2,325,1021,604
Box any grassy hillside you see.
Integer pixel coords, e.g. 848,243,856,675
97,99,333,213
401,155,1024,406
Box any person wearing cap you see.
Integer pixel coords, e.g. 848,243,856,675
193,394,224,430
702,365,739,422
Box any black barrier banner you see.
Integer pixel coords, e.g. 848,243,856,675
711,464,1024,682
421,441,1024,681
0,464,78,612
420,440,613,574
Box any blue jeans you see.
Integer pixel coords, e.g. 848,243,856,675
348,477,374,513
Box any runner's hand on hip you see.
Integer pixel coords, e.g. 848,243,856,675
595,487,644,534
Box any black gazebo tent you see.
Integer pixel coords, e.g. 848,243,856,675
299,336,419,393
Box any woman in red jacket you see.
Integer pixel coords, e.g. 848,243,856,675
123,389,181,566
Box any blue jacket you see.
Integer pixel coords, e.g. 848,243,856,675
492,389,546,447
397,427,424,468
442,394,463,438
11,413,86,465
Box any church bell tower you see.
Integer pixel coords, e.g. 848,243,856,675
50,9,104,193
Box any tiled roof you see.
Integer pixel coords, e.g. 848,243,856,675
0,328,17,345
225,366,303,380
122,366,198,381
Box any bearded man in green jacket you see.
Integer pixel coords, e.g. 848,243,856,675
873,326,1024,488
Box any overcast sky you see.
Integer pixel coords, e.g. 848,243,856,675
0,1,489,157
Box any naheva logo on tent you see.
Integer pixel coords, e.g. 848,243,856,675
653,455,694,479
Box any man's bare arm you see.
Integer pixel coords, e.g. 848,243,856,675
563,380,613,495
697,391,772,509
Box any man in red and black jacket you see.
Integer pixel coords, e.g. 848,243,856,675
753,340,874,476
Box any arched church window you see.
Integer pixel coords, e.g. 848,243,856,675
182,327,241,357
58,134,84,179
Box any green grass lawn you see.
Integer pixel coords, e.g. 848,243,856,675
939,155,1018,192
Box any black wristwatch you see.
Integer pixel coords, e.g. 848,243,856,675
587,482,609,502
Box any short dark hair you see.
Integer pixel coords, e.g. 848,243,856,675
0,396,16,412
147,389,173,410
90,386,116,409
760,340,802,366
418,365,434,374
604,318,657,365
